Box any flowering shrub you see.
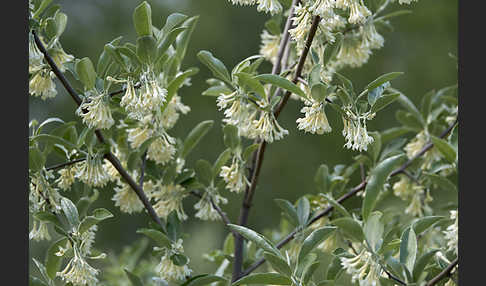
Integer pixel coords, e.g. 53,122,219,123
28,0,458,286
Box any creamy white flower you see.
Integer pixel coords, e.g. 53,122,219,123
341,248,382,286
51,48,74,73
56,166,76,190
220,158,249,193
29,219,51,241
260,30,280,64
348,1,371,24
57,247,99,286
76,154,110,187
120,79,141,114
112,180,144,214
360,21,384,50
296,100,332,134
140,73,167,111
147,134,176,165
156,239,192,282
336,34,371,68
29,70,57,100
310,0,335,15
77,92,114,130
342,115,374,152
194,190,228,221
127,124,153,149
392,176,413,200
289,4,312,50
80,225,98,255
249,111,289,143
176,157,186,174
443,210,458,255
30,171,62,213
151,183,188,220
257,0,283,15
160,95,191,129
29,35,44,73
404,131,442,169
335,0,353,9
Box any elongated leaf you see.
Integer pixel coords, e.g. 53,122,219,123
364,211,384,252
331,217,364,242
186,274,228,286
175,16,199,61
314,164,330,193
213,148,232,180
400,227,417,273
233,273,291,286
124,269,144,286
423,173,457,192
78,208,114,234
368,82,390,106
274,199,299,226
413,249,440,282
319,193,350,217
264,252,292,277
33,211,62,228
181,120,214,158
381,127,413,144
297,196,310,226
157,26,187,57
133,1,152,36
164,67,199,111
254,74,306,99
242,143,260,161
197,50,232,85
366,72,403,91
60,197,80,231
75,57,97,90
136,228,171,248
431,136,457,163
136,35,157,64
29,147,46,172
195,159,213,186
223,124,240,150
362,154,407,220
412,216,444,235
302,261,320,284
298,227,336,262
371,93,401,113
396,93,424,126
228,224,280,257
202,85,233,96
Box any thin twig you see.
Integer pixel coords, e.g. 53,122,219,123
189,191,236,235
139,151,148,188
33,29,166,232
45,158,86,171
109,82,141,97
426,257,458,286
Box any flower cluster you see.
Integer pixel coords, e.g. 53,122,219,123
443,210,458,255
77,91,114,130
228,0,282,15
220,156,250,193
296,99,332,134
194,187,228,221
156,239,192,282
75,153,110,187
341,248,382,286
342,109,375,152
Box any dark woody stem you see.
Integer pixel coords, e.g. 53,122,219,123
45,158,86,171
232,13,322,282
239,119,458,277
32,29,167,233
426,257,458,286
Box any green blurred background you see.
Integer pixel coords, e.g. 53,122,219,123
29,0,457,277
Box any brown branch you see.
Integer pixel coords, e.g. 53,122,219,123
240,118,458,277
426,257,458,286
33,29,166,232
45,158,86,171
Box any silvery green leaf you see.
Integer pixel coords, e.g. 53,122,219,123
133,1,152,37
